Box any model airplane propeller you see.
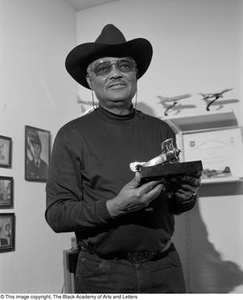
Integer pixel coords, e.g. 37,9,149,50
157,94,193,116
199,88,233,111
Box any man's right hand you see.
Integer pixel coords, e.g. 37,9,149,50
106,172,165,218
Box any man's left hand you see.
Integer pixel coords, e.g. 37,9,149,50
168,171,201,202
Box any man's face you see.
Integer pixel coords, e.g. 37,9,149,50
86,57,137,112
33,144,41,159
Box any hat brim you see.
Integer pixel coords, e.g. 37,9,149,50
65,38,153,89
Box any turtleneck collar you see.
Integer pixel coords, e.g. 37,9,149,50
95,105,136,122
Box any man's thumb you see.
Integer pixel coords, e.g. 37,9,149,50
132,171,141,187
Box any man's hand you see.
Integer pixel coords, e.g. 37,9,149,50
169,171,201,202
106,172,165,218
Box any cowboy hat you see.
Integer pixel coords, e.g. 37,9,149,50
65,24,153,89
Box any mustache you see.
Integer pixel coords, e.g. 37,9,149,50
107,80,127,88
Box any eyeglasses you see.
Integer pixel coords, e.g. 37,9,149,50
88,57,137,77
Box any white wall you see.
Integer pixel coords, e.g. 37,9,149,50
76,0,243,293
77,0,242,121
0,0,78,293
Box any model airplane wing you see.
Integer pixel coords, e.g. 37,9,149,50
77,95,99,106
158,93,191,103
158,94,192,116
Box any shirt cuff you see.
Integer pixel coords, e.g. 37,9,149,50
97,199,112,222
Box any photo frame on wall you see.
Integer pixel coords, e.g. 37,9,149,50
0,135,12,168
25,126,50,182
0,213,15,253
0,176,14,208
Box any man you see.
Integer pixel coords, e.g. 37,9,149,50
0,226,8,247
27,133,48,180
45,24,201,293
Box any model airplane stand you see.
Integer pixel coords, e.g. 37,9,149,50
140,160,203,183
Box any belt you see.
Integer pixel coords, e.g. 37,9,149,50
80,241,174,264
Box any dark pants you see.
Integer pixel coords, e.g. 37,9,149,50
74,244,186,293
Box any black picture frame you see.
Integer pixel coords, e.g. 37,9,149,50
0,213,15,253
0,135,12,168
25,125,50,182
0,176,14,208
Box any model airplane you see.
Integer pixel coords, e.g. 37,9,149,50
157,94,193,116
199,88,233,111
130,138,180,172
77,95,99,115
77,95,99,106
202,166,231,179
130,138,203,182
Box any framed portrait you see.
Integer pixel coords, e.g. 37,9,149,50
0,176,14,208
25,126,51,182
0,135,12,168
0,213,15,253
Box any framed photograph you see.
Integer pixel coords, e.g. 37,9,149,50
0,176,14,208
25,126,51,182
0,135,12,168
0,213,15,253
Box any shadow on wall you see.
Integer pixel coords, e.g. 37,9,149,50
136,102,156,116
188,198,243,293
137,102,243,292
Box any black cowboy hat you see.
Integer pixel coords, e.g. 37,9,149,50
65,24,153,89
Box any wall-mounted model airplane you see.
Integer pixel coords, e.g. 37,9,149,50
199,88,233,111
157,93,194,116
77,95,99,115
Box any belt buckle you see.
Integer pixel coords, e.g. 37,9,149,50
127,251,155,263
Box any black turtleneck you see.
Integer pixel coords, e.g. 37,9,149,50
46,106,183,255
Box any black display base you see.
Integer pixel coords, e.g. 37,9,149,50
140,160,203,182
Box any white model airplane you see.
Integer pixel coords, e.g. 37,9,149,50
157,94,193,116
77,95,99,115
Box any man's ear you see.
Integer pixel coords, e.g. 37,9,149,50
136,68,139,79
86,74,93,90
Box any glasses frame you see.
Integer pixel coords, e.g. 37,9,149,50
87,57,137,77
